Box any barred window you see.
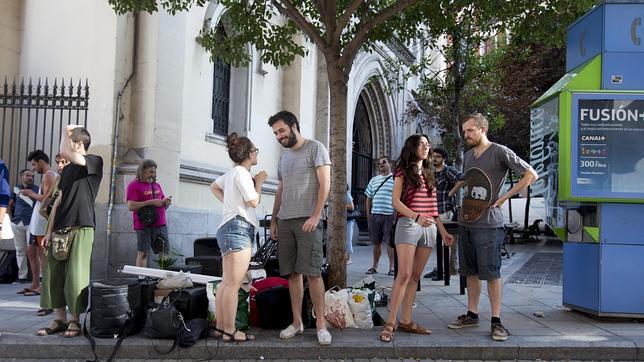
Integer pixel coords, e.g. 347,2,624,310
211,25,231,136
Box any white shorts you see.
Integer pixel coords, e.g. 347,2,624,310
394,217,437,248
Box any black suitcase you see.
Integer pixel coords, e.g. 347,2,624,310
255,285,293,329
0,250,18,284
138,278,157,309
169,286,208,320
185,256,222,276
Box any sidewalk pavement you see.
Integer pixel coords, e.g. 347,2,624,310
0,237,643,361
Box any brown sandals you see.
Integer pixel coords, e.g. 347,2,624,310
36,319,68,336
64,321,81,338
398,320,431,335
379,322,396,342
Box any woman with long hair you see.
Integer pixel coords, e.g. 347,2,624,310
380,134,454,342
210,132,267,342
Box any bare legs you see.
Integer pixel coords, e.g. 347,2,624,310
216,248,252,337
385,244,432,326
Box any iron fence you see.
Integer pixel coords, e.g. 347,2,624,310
0,77,89,185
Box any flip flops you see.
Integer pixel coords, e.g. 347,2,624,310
23,290,41,296
388,268,395,276
37,308,53,316
17,288,33,295
36,319,68,336
365,267,377,274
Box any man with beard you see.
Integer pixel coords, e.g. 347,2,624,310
268,110,332,346
424,146,461,278
447,113,537,341
38,125,103,338
21,151,58,307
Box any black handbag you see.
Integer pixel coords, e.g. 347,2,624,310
177,318,208,347
347,207,362,221
136,182,159,227
143,294,185,339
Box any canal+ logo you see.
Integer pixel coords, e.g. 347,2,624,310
581,135,606,142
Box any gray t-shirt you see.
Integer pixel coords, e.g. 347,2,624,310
459,143,530,228
277,139,331,220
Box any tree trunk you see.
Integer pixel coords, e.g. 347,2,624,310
326,62,348,289
450,31,465,170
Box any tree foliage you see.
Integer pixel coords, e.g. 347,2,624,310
407,0,598,167
109,0,428,288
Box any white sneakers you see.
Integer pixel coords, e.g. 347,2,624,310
279,324,332,345
317,329,332,345
279,323,303,339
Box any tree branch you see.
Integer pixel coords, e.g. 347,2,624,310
336,0,365,36
340,0,418,71
273,0,327,50
316,0,338,46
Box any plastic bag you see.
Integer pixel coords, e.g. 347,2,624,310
206,280,249,330
156,273,193,290
348,289,373,329
322,288,356,329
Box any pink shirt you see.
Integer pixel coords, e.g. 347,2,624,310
126,180,166,230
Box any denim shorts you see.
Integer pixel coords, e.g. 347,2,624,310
394,217,437,248
216,216,255,256
457,225,504,281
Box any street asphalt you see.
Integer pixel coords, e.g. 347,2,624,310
1,236,643,361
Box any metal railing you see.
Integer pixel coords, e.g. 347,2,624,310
0,77,89,184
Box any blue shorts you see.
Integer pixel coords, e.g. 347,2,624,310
216,216,255,256
457,226,504,281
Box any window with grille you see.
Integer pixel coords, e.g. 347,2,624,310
211,25,231,136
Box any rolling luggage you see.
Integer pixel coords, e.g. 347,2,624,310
0,250,18,284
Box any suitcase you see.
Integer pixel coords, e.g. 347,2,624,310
169,286,208,320
0,250,18,284
254,285,292,329
249,277,289,326
185,256,222,276
139,278,157,309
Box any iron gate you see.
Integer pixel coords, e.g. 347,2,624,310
0,77,89,185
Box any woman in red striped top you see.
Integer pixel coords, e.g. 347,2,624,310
380,134,455,342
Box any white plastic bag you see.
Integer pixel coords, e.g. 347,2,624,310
323,288,356,329
156,272,193,289
348,289,373,329
1,213,13,240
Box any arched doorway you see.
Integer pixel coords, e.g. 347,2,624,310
351,95,373,232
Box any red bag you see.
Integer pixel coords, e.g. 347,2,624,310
249,277,289,327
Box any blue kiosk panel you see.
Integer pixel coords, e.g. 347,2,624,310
603,5,644,53
602,53,644,90
600,244,644,314
563,243,600,312
600,203,644,245
566,6,603,72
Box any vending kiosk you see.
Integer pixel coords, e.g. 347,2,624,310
530,1,644,317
